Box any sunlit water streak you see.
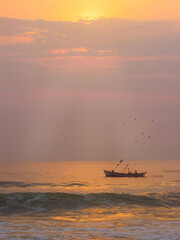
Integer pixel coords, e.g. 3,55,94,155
0,160,179,239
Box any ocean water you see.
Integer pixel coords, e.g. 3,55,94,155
0,160,179,240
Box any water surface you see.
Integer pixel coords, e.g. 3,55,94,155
0,160,179,239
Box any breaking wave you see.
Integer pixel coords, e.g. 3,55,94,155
0,192,179,214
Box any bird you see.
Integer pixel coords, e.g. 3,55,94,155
134,118,136,121
148,135,151,139
142,132,144,135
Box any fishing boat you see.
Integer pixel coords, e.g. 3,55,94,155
104,160,146,177
104,170,146,177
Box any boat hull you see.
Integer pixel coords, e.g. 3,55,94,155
104,170,146,177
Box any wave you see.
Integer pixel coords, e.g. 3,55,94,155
0,181,56,188
0,181,87,188
0,192,179,214
60,183,87,187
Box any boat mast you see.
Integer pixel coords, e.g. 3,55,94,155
113,159,123,171
124,164,129,172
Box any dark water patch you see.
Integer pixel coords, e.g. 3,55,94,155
0,192,179,215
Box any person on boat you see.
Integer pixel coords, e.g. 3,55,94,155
135,170,137,174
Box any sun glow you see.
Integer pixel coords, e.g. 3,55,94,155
0,0,180,21
78,11,102,21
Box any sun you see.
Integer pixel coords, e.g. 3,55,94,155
77,10,102,21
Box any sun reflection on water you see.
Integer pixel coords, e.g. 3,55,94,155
52,207,133,222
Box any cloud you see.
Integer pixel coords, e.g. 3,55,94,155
24,28,48,36
24,31,37,35
34,56,122,72
0,35,34,45
51,47,88,55
0,17,180,63
0,17,180,161
1,17,180,56
62,33,67,38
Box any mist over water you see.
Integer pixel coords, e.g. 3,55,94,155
0,160,179,239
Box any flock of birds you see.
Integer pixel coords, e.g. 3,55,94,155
24,118,155,145
122,118,154,144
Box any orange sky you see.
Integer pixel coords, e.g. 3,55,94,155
1,0,180,21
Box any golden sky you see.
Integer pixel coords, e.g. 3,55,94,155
1,0,180,21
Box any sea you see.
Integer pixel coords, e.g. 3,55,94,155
0,160,179,240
